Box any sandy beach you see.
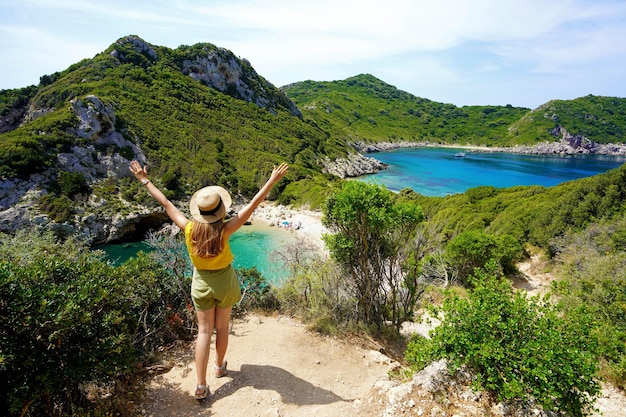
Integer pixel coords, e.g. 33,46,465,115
249,202,329,252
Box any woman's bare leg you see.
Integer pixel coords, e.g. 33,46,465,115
195,308,216,387
214,306,232,368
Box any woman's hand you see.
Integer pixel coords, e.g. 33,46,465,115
129,160,149,182
224,162,289,235
270,163,289,183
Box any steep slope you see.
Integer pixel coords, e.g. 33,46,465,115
0,36,345,243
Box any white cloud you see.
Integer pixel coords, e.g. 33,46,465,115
0,0,624,106
188,0,604,50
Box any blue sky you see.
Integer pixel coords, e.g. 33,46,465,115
1,0,625,108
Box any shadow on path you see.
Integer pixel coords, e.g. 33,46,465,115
212,364,349,405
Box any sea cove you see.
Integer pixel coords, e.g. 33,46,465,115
361,147,626,196
98,222,297,283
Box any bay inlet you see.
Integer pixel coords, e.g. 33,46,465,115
99,147,626,275
361,147,626,196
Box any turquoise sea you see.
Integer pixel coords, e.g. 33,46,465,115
98,222,296,283
361,147,626,196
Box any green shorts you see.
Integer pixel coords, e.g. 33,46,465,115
191,264,241,310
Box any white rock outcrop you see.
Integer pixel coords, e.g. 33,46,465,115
0,94,149,244
322,153,387,178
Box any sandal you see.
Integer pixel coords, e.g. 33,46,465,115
214,360,228,378
194,384,209,400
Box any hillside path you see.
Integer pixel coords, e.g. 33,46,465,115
140,314,393,417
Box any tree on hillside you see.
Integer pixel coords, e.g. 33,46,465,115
322,181,423,329
445,230,524,282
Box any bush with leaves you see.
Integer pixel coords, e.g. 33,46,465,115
551,219,626,389
405,265,601,417
445,230,524,281
0,231,192,416
56,170,90,198
37,194,74,223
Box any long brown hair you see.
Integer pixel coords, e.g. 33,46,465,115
191,219,225,257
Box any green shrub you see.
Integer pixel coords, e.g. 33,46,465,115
0,231,193,416
445,230,524,280
57,171,90,197
551,219,626,389
0,136,49,177
0,240,134,415
38,194,73,223
0,85,38,116
405,267,601,416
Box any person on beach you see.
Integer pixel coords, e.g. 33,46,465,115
129,160,289,400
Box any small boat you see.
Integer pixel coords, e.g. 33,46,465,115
454,152,466,158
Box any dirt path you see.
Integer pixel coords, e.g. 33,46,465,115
140,314,393,417
513,253,554,297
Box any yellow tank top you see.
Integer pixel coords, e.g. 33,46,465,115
184,221,234,270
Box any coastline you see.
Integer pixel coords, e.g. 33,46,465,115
352,139,626,156
242,140,626,246
248,202,329,253
435,143,496,152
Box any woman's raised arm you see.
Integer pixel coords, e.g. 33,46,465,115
225,163,289,235
129,160,189,230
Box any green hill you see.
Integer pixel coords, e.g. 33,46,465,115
0,35,345,197
507,95,626,144
284,74,626,147
283,74,529,146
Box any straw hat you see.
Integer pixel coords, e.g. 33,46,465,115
189,186,232,224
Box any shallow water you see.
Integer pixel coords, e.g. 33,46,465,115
97,222,296,284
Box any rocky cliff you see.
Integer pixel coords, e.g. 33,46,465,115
106,36,300,118
0,35,307,245
321,153,388,178
180,45,302,118
0,95,151,244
